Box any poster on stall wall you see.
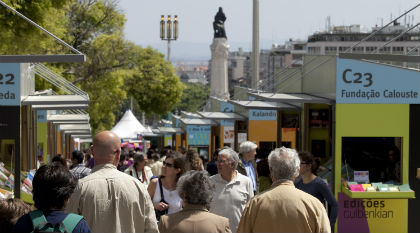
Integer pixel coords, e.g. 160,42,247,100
224,126,234,143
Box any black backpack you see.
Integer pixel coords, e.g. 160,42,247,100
29,210,83,233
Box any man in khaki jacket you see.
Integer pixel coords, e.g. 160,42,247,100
67,131,158,233
237,147,330,233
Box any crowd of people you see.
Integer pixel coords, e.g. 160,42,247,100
0,130,338,233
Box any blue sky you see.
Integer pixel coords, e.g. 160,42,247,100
118,0,419,61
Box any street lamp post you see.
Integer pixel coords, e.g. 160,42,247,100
160,15,178,61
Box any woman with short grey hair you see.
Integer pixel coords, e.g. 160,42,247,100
158,171,231,233
177,170,214,207
268,147,300,181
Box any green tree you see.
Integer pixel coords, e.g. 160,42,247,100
125,46,184,115
175,82,210,112
76,33,131,134
0,0,71,54
0,0,183,134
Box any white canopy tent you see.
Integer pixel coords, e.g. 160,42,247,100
111,110,152,140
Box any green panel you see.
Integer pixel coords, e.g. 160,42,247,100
276,67,302,92
303,55,336,95
335,104,410,195
37,122,47,159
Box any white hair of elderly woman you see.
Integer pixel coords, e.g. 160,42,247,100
268,147,300,181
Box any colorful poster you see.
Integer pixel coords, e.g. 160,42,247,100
186,125,211,146
223,126,234,143
336,58,420,104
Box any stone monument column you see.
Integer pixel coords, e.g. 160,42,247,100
209,7,229,100
210,38,229,99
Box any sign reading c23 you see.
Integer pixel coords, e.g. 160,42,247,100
336,58,420,104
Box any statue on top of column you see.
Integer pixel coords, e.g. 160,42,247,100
213,7,227,39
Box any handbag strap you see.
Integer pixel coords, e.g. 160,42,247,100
158,177,166,203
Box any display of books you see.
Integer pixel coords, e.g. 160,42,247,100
344,181,413,192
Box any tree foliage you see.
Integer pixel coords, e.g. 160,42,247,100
175,82,210,112
125,47,184,115
0,0,70,54
0,0,183,134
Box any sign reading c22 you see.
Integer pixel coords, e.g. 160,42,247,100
0,63,20,106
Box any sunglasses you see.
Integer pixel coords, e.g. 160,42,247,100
163,161,175,168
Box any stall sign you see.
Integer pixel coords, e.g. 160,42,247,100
221,120,234,126
37,110,47,123
338,193,406,233
186,125,210,146
220,101,234,112
249,109,277,121
336,58,420,104
0,63,20,106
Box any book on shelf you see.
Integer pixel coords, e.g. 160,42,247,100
349,184,365,192
361,184,372,191
398,184,411,192
366,186,377,192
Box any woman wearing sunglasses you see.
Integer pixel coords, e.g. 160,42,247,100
148,151,186,221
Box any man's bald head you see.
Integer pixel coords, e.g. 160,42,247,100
92,131,121,166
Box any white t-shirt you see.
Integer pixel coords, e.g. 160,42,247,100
209,172,254,232
152,179,183,214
